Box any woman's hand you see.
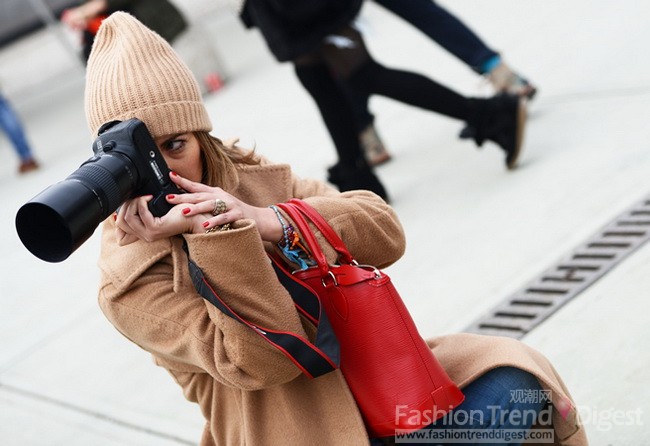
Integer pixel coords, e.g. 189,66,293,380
166,172,283,243
114,193,209,246
114,172,283,246
61,0,107,30
61,8,88,30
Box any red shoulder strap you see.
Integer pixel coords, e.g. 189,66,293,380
283,199,355,265
276,202,330,277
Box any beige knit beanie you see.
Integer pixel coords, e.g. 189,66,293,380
85,12,212,138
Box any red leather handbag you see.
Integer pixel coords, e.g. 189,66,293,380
277,199,464,437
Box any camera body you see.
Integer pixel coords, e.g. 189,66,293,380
90,118,182,217
16,118,182,263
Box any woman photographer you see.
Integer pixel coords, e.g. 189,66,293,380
90,13,586,445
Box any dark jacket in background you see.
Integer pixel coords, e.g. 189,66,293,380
82,0,187,60
104,0,187,43
240,0,363,61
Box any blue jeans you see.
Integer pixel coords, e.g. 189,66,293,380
372,367,548,445
373,0,498,73
0,93,34,162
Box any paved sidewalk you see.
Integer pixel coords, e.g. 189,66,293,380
1,1,649,445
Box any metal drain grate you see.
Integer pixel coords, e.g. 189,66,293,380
465,195,650,339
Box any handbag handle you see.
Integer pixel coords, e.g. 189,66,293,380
287,199,355,265
276,201,356,276
276,202,331,278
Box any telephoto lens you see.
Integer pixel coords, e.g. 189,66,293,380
15,119,180,262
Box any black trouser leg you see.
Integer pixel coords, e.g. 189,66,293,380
293,63,367,168
339,79,374,132
293,63,388,199
347,59,474,121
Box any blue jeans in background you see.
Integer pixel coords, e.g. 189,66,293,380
0,92,35,162
374,0,498,73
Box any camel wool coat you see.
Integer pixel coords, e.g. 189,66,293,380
97,161,587,445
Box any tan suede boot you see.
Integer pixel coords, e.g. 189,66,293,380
487,62,537,100
359,124,392,167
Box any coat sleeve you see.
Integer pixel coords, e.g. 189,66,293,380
98,219,308,391
289,173,406,269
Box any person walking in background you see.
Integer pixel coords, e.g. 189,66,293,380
61,0,187,61
0,88,39,174
239,0,527,201
376,0,537,98
350,0,537,166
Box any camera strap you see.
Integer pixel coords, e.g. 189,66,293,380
183,242,340,379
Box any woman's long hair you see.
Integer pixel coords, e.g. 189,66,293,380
195,132,259,190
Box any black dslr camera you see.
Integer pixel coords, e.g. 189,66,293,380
16,119,182,263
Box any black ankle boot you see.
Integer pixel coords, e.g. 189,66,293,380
461,94,527,170
327,163,389,201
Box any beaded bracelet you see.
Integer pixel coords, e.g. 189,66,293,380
269,204,293,247
269,204,314,270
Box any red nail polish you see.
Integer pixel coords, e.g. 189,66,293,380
182,208,190,215
167,194,176,200
113,214,117,221
202,221,209,228
170,171,178,177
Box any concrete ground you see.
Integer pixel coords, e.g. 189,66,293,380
1,1,648,444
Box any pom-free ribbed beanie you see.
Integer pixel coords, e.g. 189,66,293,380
85,12,212,138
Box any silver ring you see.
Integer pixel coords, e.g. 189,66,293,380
212,199,227,216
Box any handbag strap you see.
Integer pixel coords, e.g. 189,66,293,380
276,202,331,277
278,200,382,285
183,242,339,378
287,199,355,265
